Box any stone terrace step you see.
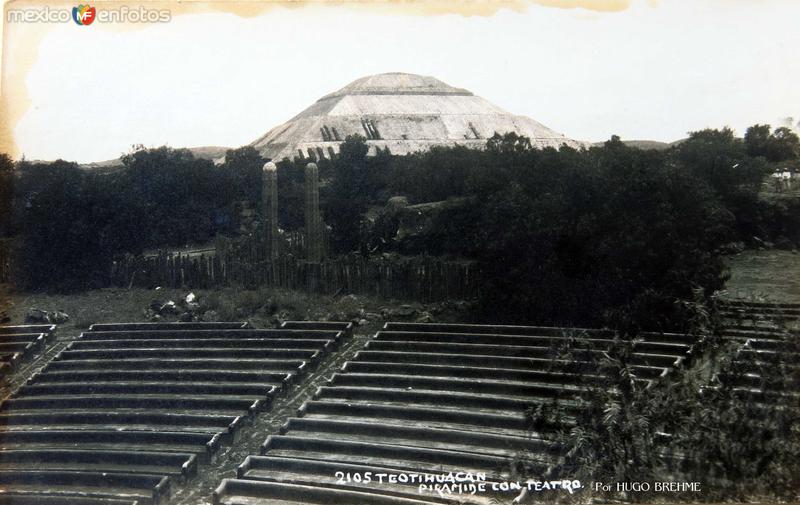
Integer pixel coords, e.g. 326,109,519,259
314,385,576,413
69,338,334,352
721,306,800,316
1,394,268,416
0,411,243,433
79,329,343,342
0,429,222,455
0,321,345,505
329,372,582,398
352,350,669,379
723,328,794,339
383,323,699,344
375,330,691,354
382,322,600,336
364,340,683,367
29,370,293,386
0,340,40,355
0,325,57,337
55,348,321,361
0,325,58,380
721,300,800,309
0,449,197,479
298,400,531,432
44,358,307,373
216,322,695,505
280,321,354,337
234,456,460,502
0,333,48,348
0,470,169,505
89,322,248,331
230,455,509,505
341,360,607,385
18,381,281,398
260,435,520,474
214,479,443,505
0,495,139,505
277,418,554,455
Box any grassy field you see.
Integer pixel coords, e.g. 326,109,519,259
722,249,800,303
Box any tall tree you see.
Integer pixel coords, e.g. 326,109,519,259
325,135,371,253
745,124,800,162
0,154,14,237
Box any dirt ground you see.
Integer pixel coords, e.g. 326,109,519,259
2,287,197,338
0,286,469,337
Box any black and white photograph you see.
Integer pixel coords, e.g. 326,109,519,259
0,1,798,504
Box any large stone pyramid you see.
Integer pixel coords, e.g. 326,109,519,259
251,72,584,161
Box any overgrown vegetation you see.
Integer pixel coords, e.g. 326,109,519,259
2,125,798,330
516,299,800,503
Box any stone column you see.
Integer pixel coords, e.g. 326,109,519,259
305,162,323,262
262,161,279,259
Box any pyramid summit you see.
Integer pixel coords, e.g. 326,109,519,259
319,73,472,98
251,72,584,161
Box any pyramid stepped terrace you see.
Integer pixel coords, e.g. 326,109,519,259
250,72,585,162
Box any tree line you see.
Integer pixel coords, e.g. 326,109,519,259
1,124,798,331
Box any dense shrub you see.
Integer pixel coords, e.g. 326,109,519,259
364,135,737,329
10,147,259,290
521,306,800,503
12,160,117,290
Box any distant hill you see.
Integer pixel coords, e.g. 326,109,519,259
591,139,685,150
51,139,688,172
79,146,232,171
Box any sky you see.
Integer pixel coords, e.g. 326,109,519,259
5,0,800,163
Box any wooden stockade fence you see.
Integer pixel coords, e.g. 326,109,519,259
111,249,478,302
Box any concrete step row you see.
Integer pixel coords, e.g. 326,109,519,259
364,339,686,368
215,322,697,505
0,325,57,378
719,300,800,324
73,328,345,344
720,300,800,309
281,320,355,337
384,322,697,344
691,301,800,400
723,294,799,397
0,321,348,505
0,495,139,505
723,327,796,339
373,330,691,354
720,331,799,397
88,322,249,331
721,306,800,316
